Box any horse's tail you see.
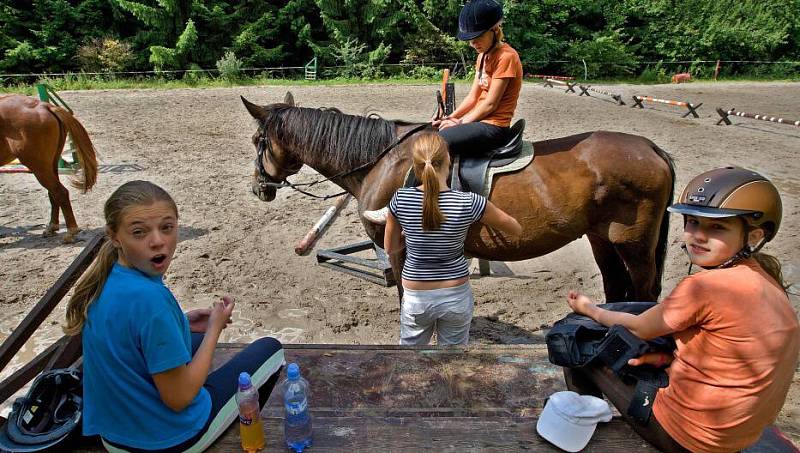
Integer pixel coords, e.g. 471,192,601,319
650,143,675,296
46,105,98,193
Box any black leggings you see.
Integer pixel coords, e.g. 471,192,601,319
105,334,284,453
563,366,691,453
438,121,509,156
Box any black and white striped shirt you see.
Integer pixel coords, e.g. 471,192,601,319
389,188,487,281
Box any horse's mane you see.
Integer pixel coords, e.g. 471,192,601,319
261,104,398,169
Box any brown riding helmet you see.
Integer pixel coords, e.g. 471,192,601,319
667,166,782,241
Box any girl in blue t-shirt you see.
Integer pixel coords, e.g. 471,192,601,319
65,180,284,452
384,132,521,345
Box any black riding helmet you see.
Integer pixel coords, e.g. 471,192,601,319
0,369,82,452
457,0,504,41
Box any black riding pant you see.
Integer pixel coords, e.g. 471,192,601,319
438,122,509,156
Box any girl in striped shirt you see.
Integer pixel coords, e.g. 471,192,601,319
384,132,521,345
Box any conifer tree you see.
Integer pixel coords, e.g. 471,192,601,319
114,0,197,71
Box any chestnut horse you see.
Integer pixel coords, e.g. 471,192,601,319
242,93,675,301
0,94,98,242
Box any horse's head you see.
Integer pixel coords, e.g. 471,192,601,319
241,92,303,202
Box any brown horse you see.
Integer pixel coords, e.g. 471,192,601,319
242,93,675,301
0,94,98,243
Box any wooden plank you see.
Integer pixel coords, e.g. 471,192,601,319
72,344,662,451
0,339,61,403
205,416,660,452
214,344,565,417
0,234,105,372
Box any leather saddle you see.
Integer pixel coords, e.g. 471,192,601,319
403,119,527,195
452,119,526,194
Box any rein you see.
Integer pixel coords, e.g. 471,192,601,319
254,122,430,200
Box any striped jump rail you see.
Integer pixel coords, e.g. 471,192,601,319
632,95,702,118
530,74,574,80
543,78,577,93
716,108,800,127
578,85,626,106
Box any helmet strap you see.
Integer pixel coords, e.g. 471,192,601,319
477,28,499,82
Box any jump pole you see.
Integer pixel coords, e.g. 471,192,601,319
578,85,626,105
716,107,800,127
544,78,577,93
531,74,574,81
294,194,353,256
632,95,702,118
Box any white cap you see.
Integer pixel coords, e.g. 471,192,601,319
536,391,613,452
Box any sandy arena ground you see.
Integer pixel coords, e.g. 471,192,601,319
1,81,799,439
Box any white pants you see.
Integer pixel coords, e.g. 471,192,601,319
400,282,474,345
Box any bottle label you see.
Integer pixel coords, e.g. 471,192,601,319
239,415,253,426
285,399,307,416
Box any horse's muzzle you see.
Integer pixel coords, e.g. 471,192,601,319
251,176,276,202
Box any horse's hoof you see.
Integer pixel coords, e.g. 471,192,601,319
63,229,81,243
42,224,59,237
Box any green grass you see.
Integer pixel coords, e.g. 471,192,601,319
2,71,798,95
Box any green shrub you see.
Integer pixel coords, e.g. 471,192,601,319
215,51,243,82
76,38,133,73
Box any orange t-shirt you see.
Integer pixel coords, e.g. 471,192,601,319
652,260,800,453
474,43,522,127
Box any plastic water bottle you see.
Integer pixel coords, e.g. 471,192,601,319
236,372,265,452
281,363,312,452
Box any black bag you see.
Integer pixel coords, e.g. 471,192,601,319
546,302,675,372
546,302,676,426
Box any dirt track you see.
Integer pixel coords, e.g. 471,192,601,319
1,81,799,436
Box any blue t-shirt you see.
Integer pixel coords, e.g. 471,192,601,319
82,263,211,449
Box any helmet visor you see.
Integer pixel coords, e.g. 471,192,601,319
667,203,759,218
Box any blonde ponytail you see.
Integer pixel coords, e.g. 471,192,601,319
412,132,449,231
63,180,177,335
64,241,117,335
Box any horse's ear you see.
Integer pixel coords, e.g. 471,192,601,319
284,92,295,106
241,96,267,121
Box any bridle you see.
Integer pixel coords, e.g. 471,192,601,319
253,122,430,200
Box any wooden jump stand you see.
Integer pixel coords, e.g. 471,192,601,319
542,78,577,93
632,95,702,118
578,85,626,106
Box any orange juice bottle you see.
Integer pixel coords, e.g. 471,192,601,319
237,372,265,452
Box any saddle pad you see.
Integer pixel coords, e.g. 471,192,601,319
402,141,535,198
482,141,534,195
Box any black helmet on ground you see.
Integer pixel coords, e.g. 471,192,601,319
0,368,82,452
457,0,504,41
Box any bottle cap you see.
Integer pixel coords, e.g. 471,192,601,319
238,371,252,389
287,363,300,380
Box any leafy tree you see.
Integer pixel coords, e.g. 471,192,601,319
114,0,198,70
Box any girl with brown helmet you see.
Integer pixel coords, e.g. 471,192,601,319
565,167,799,452
434,0,523,156
384,132,521,345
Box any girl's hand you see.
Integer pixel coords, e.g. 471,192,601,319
186,308,211,333
628,352,674,373
566,290,595,316
187,307,232,333
208,296,235,334
438,117,462,130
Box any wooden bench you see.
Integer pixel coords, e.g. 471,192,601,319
170,343,659,452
